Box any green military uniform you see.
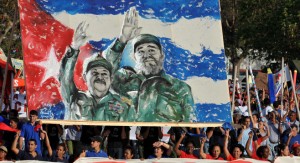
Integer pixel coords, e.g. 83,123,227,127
105,38,194,122
59,47,135,121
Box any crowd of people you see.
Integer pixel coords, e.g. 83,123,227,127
0,79,299,162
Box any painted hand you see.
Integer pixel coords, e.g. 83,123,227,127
119,7,142,43
72,21,89,50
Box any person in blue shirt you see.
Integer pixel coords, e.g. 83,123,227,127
80,135,108,158
19,110,43,154
12,132,44,161
286,124,300,150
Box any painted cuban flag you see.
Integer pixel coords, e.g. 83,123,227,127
18,0,231,123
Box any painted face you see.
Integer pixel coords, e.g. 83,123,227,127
56,146,65,157
124,149,133,160
212,146,221,158
85,67,111,98
28,141,37,152
186,143,194,154
134,43,163,75
232,147,242,159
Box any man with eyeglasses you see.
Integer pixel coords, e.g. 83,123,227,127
105,7,194,122
80,136,108,158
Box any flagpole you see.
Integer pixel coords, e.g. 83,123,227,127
281,57,284,111
231,66,238,123
249,65,262,118
10,72,14,110
246,59,253,123
289,70,300,119
293,70,297,96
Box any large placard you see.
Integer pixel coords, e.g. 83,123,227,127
18,0,230,125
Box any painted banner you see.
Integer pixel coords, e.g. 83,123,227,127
18,0,230,124
74,158,269,163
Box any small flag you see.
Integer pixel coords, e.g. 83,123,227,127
267,68,276,103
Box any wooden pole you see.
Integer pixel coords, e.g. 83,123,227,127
40,120,223,128
290,70,300,119
231,66,238,123
280,57,284,110
249,65,263,118
246,61,253,123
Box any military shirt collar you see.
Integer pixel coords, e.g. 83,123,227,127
138,70,173,85
88,91,114,105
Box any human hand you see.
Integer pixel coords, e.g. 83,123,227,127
225,129,230,137
16,131,21,137
200,137,206,144
153,141,163,147
119,7,142,43
102,130,111,137
180,132,186,138
248,131,253,138
72,21,89,50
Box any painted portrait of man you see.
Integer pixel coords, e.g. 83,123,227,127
19,0,231,124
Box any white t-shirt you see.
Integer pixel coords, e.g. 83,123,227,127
235,106,249,116
262,105,273,117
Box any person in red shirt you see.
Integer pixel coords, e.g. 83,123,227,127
200,137,224,160
246,131,269,161
224,130,244,161
174,132,198,159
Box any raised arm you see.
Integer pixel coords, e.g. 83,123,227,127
237,125,246,142
223,130,231,159
59,21,89,104
153,141,170,150
12,131,21,155
41,129,52,157
245,131,253,157
175,132,185,157
104,7,142,75
199,137,207,159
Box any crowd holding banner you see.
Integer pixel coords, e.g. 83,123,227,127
0,64,300,162
0,0,300,163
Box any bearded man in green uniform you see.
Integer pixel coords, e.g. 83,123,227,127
104,8,195,122
59,22,134,121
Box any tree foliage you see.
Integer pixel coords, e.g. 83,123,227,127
0,0,22,59
220,0,300,67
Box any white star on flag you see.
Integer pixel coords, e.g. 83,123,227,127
30,46,61,85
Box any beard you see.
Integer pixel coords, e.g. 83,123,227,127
136,57,163,75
